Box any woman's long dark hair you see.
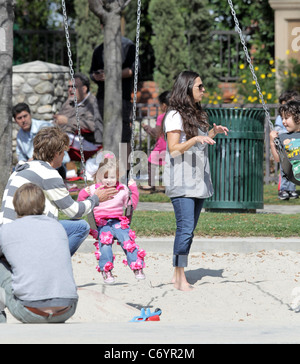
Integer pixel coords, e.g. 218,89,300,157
167,70,209,139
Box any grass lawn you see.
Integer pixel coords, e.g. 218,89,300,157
138,183,300,205
263,184,300,205
64,183,300,238
130,210,300,237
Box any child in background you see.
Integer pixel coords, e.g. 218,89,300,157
274,90,300,200
77,155,146,284
142,91,170,191
270,100,300,181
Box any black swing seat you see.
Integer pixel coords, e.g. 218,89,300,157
274,137,300,186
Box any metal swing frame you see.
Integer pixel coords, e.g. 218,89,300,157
228,0,300,186
61,0,142,228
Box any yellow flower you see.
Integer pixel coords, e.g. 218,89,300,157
284,71,288,76
260,74,266,79
262,91,266,95
217,96,222,100
267,93,272,100
271,68,276,73
239,64,245,69
267,73,272,78
253,89,257,94
248,96,253,102
292,73,297,78
242,79,247,84
254,66,259,71
269,59,274,65
233,98,238,103
286,50,290,55
252,80,256,85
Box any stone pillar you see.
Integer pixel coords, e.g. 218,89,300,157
269,0,300,63
12,60,70,120
12,60,70,163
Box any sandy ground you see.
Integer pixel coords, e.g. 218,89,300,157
7,244,300,325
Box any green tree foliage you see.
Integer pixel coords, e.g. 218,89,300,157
13,0,76,66
277,57,300,94
14,0,51,30
74,0,102,77
13,0,276,100
178,0,220,90
209,0,274,62
148,0,188,91
123,0,154,81
14,0,53,64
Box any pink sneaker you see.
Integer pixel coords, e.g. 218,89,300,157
102,270,115,284
134,269,145,280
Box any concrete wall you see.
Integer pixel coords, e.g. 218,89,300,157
12,60,70,120
12,60,70,163
269,0,300,64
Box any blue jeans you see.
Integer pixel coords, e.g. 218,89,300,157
280,166,296,192
97,219,139,271
171,197,204,267
0,259,77,323
59,219,90,256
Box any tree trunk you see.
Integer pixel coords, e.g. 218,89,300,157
102,8,122,157
0,0,14,201
88,0,132,158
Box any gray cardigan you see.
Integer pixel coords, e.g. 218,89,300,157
164,123,214,198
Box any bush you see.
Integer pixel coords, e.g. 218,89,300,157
235,59,277,104
277,55,300,94
148,0,188,91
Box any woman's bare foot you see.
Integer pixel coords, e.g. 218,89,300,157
172,267,194,291
174,281,194,291
171,269,176,284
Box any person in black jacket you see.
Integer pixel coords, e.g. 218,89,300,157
90,37,137,144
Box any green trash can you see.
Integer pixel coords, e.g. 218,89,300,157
203,107,265,212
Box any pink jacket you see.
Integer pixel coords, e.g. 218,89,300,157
77,181,139,224
148,113,166,165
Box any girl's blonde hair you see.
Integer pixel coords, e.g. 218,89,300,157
94,156,120,183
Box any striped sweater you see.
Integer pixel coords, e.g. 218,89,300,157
0,160,99,225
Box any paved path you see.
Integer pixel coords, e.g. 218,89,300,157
2,322,300,344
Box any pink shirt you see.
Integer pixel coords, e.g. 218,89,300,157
77,182,139,225
148,113,166,165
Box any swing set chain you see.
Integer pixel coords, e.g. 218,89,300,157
61,0,87,186
227,0,280,147
129,0,141,181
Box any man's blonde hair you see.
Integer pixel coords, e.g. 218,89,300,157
13,183,45,217
33,126,69,163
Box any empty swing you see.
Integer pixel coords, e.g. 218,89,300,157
228,0,300,186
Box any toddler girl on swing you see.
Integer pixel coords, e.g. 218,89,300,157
77,154,146,284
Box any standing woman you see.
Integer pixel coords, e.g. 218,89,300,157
163,71,228,291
